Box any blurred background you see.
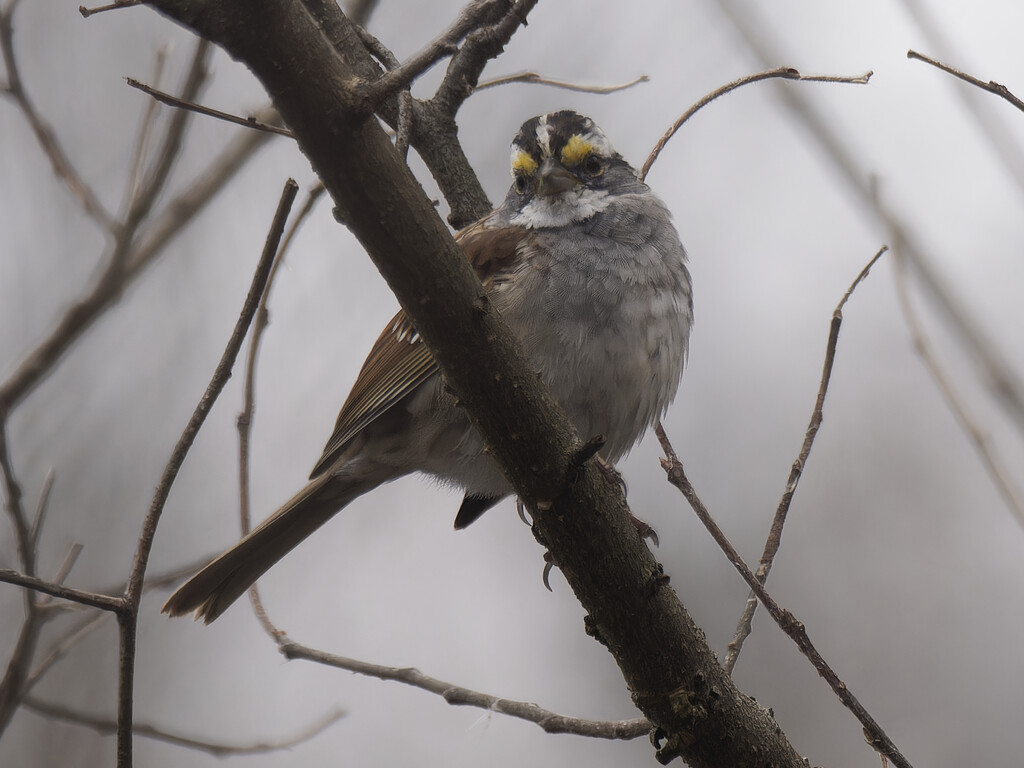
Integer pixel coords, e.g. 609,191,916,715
2,0,1023,765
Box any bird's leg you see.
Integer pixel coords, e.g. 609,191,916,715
595,456,659,547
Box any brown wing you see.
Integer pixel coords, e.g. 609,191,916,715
308,218,527,478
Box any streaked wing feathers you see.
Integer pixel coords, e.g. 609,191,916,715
309,219,527,478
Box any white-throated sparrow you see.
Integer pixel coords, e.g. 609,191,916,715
164,110,693,622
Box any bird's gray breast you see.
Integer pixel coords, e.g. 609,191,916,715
494,192,693,461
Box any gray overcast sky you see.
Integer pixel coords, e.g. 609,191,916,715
2,1,1023,766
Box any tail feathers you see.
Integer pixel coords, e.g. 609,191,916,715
162,475,364,624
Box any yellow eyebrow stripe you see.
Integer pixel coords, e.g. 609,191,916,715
511,150,538,175
561,134,595,167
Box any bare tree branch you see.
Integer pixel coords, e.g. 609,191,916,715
358,0,513,108
0,421,40,734
656,247,914,768
28,468,54,549
237,182,326,641
723,247,888,674
713,0,1024,441
907,49,1024,114
432,0,539,115
281,640,650,740
114,179,297,768
0,109,273,418
899,0,1024,193
476,71,649,94
890,239,1024,526
79,0,140,17
0,570,122,613
1,0,117,230
123,46,169,208
657,426,911,768
640,66,872,181
126,77,294,137
24,696,345,757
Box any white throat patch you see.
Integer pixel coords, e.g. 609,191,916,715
509,186,612,229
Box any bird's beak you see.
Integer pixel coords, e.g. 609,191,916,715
535,157,578,197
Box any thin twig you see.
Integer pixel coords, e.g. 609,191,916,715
714,0,1024,441
79,0,139,17
0,569,123,612
723,246,889,674
42,543,85,596
0,39,213,416
892,251,1024,526
125,77,294,137
281,640,650,740
908,49,1024,113
237,182,325,641
0,420,42,734
115,179,298,768
640,67,872,181
122,46,169,211
0,113,273,418
899,0,1024,194
25,613,108,693
360,0,512,108
28,554,223,692
28,468,55,548
118,40,213,253
654,425,913,768
476,72,649,94
0,0,117,231
24,696,345,757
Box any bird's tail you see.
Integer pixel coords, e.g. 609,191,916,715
162,473,371,623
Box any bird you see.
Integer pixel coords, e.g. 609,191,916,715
162,110,693,623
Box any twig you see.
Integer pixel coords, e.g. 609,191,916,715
122,46,169,210
0,569,123,612
0,421,42,734
899,0,1024,194
433,0,540,114
53,543,84,584
237,182,325,640
281,640,650,740
640,67,872,181
907,49,1024,114
351,25,413,157
25,613,108,692
28,554,223,692
476,72,649,94
714,0,1024,442
892,250,1024,526
0,39,213,416
24,696,345,757
0,112,273,418
125,77,294,137
115,179,298,768
1,0,117,231
28,468,55,548
360,0,512,108
654,425,913,768
118,40,212,253
723,246,889,674
79,0,139,17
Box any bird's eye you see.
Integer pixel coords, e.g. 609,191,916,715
583,154,603,177
514,173,529,194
